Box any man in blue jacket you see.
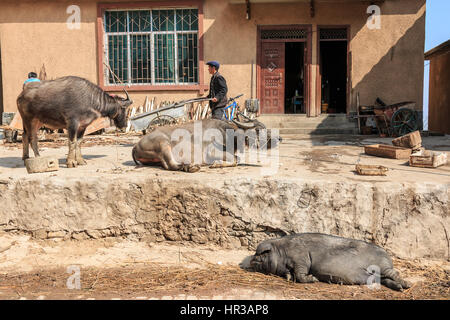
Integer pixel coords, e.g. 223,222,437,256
206,61,228,120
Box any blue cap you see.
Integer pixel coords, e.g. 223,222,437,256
206,61,220,69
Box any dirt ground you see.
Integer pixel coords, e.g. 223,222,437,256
0,131,449,184
0,131,449,300
0,234,448,300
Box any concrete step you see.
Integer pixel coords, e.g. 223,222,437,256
258,114,358,135
261,121,357,129
278,128,359,135
257,114,358,135
259,114,349,120
259,114,355,124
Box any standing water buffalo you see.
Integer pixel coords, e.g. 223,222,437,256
17,76,133,167
132,118,281,172
250,233,410,291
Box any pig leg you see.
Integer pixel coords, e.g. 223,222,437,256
381,268,410,291
293,259,319,283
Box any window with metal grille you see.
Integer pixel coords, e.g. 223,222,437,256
319,28,347,40
104,9,198,85
261,29,307,40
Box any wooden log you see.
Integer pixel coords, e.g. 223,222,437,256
143,96,148,112
192,103,198,120
201,103,209,119
126,106,137,132
355,164,388,176
189,103,194,120
195,103,201,120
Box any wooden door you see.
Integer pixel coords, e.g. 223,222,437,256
260,42,285,114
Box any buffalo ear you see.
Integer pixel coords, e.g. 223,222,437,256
255,241,272,256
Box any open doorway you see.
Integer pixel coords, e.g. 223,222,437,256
319,40,347,114
284,42,305,114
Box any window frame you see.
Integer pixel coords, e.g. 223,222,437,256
97,1,207,93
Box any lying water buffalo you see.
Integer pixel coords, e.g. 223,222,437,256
17,76,133,167
250,233,410,291
132,119,281,172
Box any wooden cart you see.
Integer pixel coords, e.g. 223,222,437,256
130,97,213,133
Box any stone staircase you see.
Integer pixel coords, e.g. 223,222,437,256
258,114,359,135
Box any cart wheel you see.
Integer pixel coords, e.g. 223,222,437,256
390,108,418,137
147,115,177,132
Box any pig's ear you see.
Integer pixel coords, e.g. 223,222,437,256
255,241,272,255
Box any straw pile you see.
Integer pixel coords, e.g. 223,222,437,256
0,258,448,300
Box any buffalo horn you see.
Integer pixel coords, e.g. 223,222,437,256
232,119,256,129
123,88,131,101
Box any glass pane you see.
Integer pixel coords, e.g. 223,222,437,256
129,10,152,32
152,9,175,32
104,11,127,33
177,33,198,83
130,34,151,84
154,34,175,83
107,35,128,83
176,9,198,31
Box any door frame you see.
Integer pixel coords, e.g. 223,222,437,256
257,25,312,115
316,25,351,115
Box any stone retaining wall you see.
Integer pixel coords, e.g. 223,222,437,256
0,176,448,260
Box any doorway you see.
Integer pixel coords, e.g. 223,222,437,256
258,25,311,115
284,42,305,114
318,27,349,114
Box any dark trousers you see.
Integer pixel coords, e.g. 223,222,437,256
211,107,225,120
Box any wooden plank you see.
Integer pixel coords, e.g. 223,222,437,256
6,112,23,131
364,144,412,159
85,117,111,135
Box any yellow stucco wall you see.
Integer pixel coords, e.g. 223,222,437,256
0,0,425,115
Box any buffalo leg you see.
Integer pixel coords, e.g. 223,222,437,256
29,119,41,157
21,122,31,160
208,148,238,169
75,128,87,165
66,122,79,168
160,142,200,173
